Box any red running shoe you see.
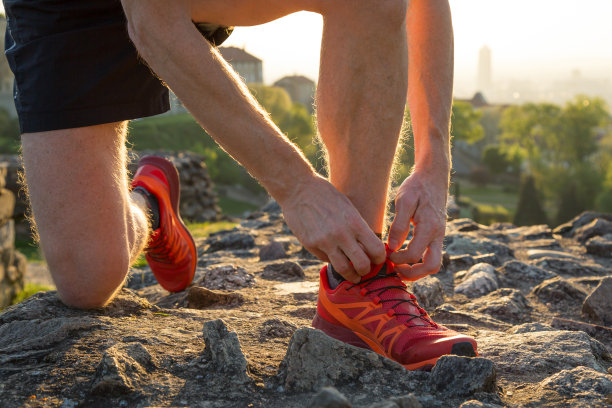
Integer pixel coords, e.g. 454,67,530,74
313,247,477,371
131,156,197,292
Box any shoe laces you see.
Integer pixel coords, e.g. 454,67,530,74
346,261,436,328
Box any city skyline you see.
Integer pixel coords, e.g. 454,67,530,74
1,1,610,105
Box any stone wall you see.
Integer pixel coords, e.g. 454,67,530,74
0,161,25,309
128,151,221,222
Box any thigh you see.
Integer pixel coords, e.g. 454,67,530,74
21,123,130,273
189,0,322,26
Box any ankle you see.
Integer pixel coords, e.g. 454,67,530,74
132,186,160,230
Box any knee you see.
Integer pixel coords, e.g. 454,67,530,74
122,0,191,59
45,241,130,309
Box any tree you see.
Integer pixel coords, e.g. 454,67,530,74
451,101,484,144
500,96,611,222
482,144,510,175
513,175,548,226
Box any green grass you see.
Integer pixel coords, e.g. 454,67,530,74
12,283,53,305
459,181,519,213
216,196,259,216
15,239,44,263
186,220,239,239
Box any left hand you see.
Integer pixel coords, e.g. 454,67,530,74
387,170,448,280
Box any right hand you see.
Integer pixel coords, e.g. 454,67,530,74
279,175,386,283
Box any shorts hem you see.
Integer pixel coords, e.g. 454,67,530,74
17,93,170,134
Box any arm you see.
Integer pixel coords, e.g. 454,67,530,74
388,0,454,279
121,1,386,279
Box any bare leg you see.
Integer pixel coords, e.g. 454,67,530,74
188,0,409,235
316,2,408,235
21,122,150,308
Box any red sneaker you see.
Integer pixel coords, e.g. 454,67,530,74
131,156,197,292
313,248,477,371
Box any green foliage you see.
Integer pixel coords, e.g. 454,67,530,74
129,84,321,193
186,220,239,238
472,203,511,225
500,96,612,223
513,175,548,226
451,101,484,144
12,283,53,305
0,108,20,154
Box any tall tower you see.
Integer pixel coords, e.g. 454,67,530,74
477,45,492,94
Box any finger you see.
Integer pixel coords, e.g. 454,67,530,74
328,249,361,284
356,228,386,265
341,240,372,277
395,238,443,280
390,224,433,264
305,247,329,263
387,199,417,251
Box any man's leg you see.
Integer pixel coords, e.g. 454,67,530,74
316,2,408,238
21,122,150,308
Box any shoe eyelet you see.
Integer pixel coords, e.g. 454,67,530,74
387,309,394,317
374,296,381,304
360,288,367,296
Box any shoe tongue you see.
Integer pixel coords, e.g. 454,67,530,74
362,261,430,326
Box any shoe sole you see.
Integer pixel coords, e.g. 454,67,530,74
138,156,197,290
313,312,477,371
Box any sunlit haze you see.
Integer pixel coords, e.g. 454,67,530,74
1,1,611,105
223,0,612,105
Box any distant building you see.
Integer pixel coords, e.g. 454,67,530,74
456,92,490,109
477,45,492,95
218,47,263,84
273,75,316,113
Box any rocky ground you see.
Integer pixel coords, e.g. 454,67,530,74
1,204,612,407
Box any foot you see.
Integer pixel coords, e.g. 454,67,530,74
131,156,197,292
313,246,477,371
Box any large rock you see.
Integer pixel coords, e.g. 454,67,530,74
204,229,256,253
530,366,612,407
197,264,255,290
477,330,612,383
429,356,497,397
201,319,251,384
277,328,424,393
444,234,513,258
497,260,556,292
465,288,531,323
531,277,588,309
454,263,499,298
307,387,352,408
586,235,612,257
553,211,612,237
533,257,608,276
92,342,156,396
411,275,445,309
574,218,612,242
582,277,612,326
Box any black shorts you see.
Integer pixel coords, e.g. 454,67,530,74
3,0,232,134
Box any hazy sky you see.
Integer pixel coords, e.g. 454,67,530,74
221,0,612,92
1,1,610,95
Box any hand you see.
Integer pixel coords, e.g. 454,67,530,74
387,170,448,280
279,175,386,283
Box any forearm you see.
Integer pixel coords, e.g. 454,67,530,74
125,6,316,203
406,0,454,182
